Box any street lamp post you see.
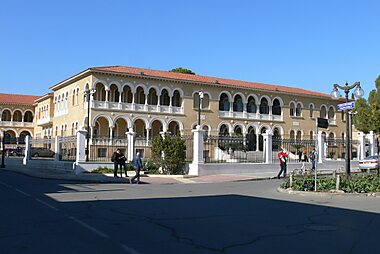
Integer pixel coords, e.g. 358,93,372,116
331,82,364,176
84,88,96,162
197,91,204,127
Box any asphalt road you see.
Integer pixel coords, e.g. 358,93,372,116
1,170,380,254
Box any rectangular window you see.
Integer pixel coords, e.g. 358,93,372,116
97,148,107,158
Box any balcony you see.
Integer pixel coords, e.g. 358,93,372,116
219,111,283,121
0,121,34,128
90,100,184,114
37,117,52,126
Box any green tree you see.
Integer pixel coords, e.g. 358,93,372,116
169,67,195,75
151,133,186,174
353,76,380,133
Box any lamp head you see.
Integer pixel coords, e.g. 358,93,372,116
330,84,341,100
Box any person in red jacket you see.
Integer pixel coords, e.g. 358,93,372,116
277,148,289,179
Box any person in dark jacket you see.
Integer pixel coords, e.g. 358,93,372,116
111,149,127,178
130,152,143,184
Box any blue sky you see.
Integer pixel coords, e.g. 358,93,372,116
1,0,379,98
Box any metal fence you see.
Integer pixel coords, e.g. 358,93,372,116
30,138,54,160
89,136,128,162
59,136,76,161
203,135,264,163
326,138,359,159
272,138,316,163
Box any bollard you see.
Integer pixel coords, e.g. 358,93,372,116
336,174,340,190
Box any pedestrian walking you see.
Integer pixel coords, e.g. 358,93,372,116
111,149,127,178
301,150,308,173
130,152,143,184
310,149,317,171
277,148,289,179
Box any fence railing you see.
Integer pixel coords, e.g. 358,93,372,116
272,138,316,163
203,135,265,163
29,138,54,160
59,136,76,161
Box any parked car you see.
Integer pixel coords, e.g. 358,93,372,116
30,147,55,158
7,147,25,156
359,155,379,172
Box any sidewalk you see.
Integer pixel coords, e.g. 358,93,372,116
1,157,360,185
2,158,272,184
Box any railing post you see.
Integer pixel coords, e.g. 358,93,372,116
357,132,366,160
76,130,87,163
54,136,60,161
23,135,32,165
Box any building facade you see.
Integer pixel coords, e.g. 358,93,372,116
1,66,351,159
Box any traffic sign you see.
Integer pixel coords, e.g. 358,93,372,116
317,118,329,128
337,102,355,111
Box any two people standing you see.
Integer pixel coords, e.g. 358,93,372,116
111,149,128,178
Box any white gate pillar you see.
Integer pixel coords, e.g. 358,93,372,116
76,130,87,163
317,131,324,163
126,129,135,162
262,130,273,164
368,131,377,156
357,132,366,160
23,135,32,165
188,126,205,176
54,136,60,161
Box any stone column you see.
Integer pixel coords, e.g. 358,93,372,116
126,129,135,162
262,130,273,163
188,126,205,176
357,132,366,160
146,128,151,146
317,131,324,163
368,131,377,156
76,130,87,163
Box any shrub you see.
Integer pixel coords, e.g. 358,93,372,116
144,159,160,174
282,173,380,193
152,134,186,174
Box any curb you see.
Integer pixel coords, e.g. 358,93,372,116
277,186,380,197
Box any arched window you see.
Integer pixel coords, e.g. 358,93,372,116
272,127,281,150
219,93,230,111
1,109,11,121
247,96,257,113
259,98,269,114
328,107,335,120
233,95,243,112
219,124,229,136
110,84,119,102
290,102,296,116
202,125,209,139
234,125,243,136
193,93,210,109
272,99,281,115
296,130,302,141
135,87,145,104
296,103,302,117
290,130,295,139
160,89,170,106
94,83,106,101
13,110,22,122
320,106,327,119
246,126,256,151
309,104,314,118
172,90,181,107
24,111,33,122
147,87,158,105
123,85,133,103
310,130,314,140
259,127,267,151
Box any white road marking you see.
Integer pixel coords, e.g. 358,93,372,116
0,181,12,188
175,178,197,183
68,215,109,238
35,198,59,211
120,243,142,254
14,188,32,197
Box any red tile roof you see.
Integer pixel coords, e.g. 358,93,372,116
0,93,40,105
90,65,330,98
